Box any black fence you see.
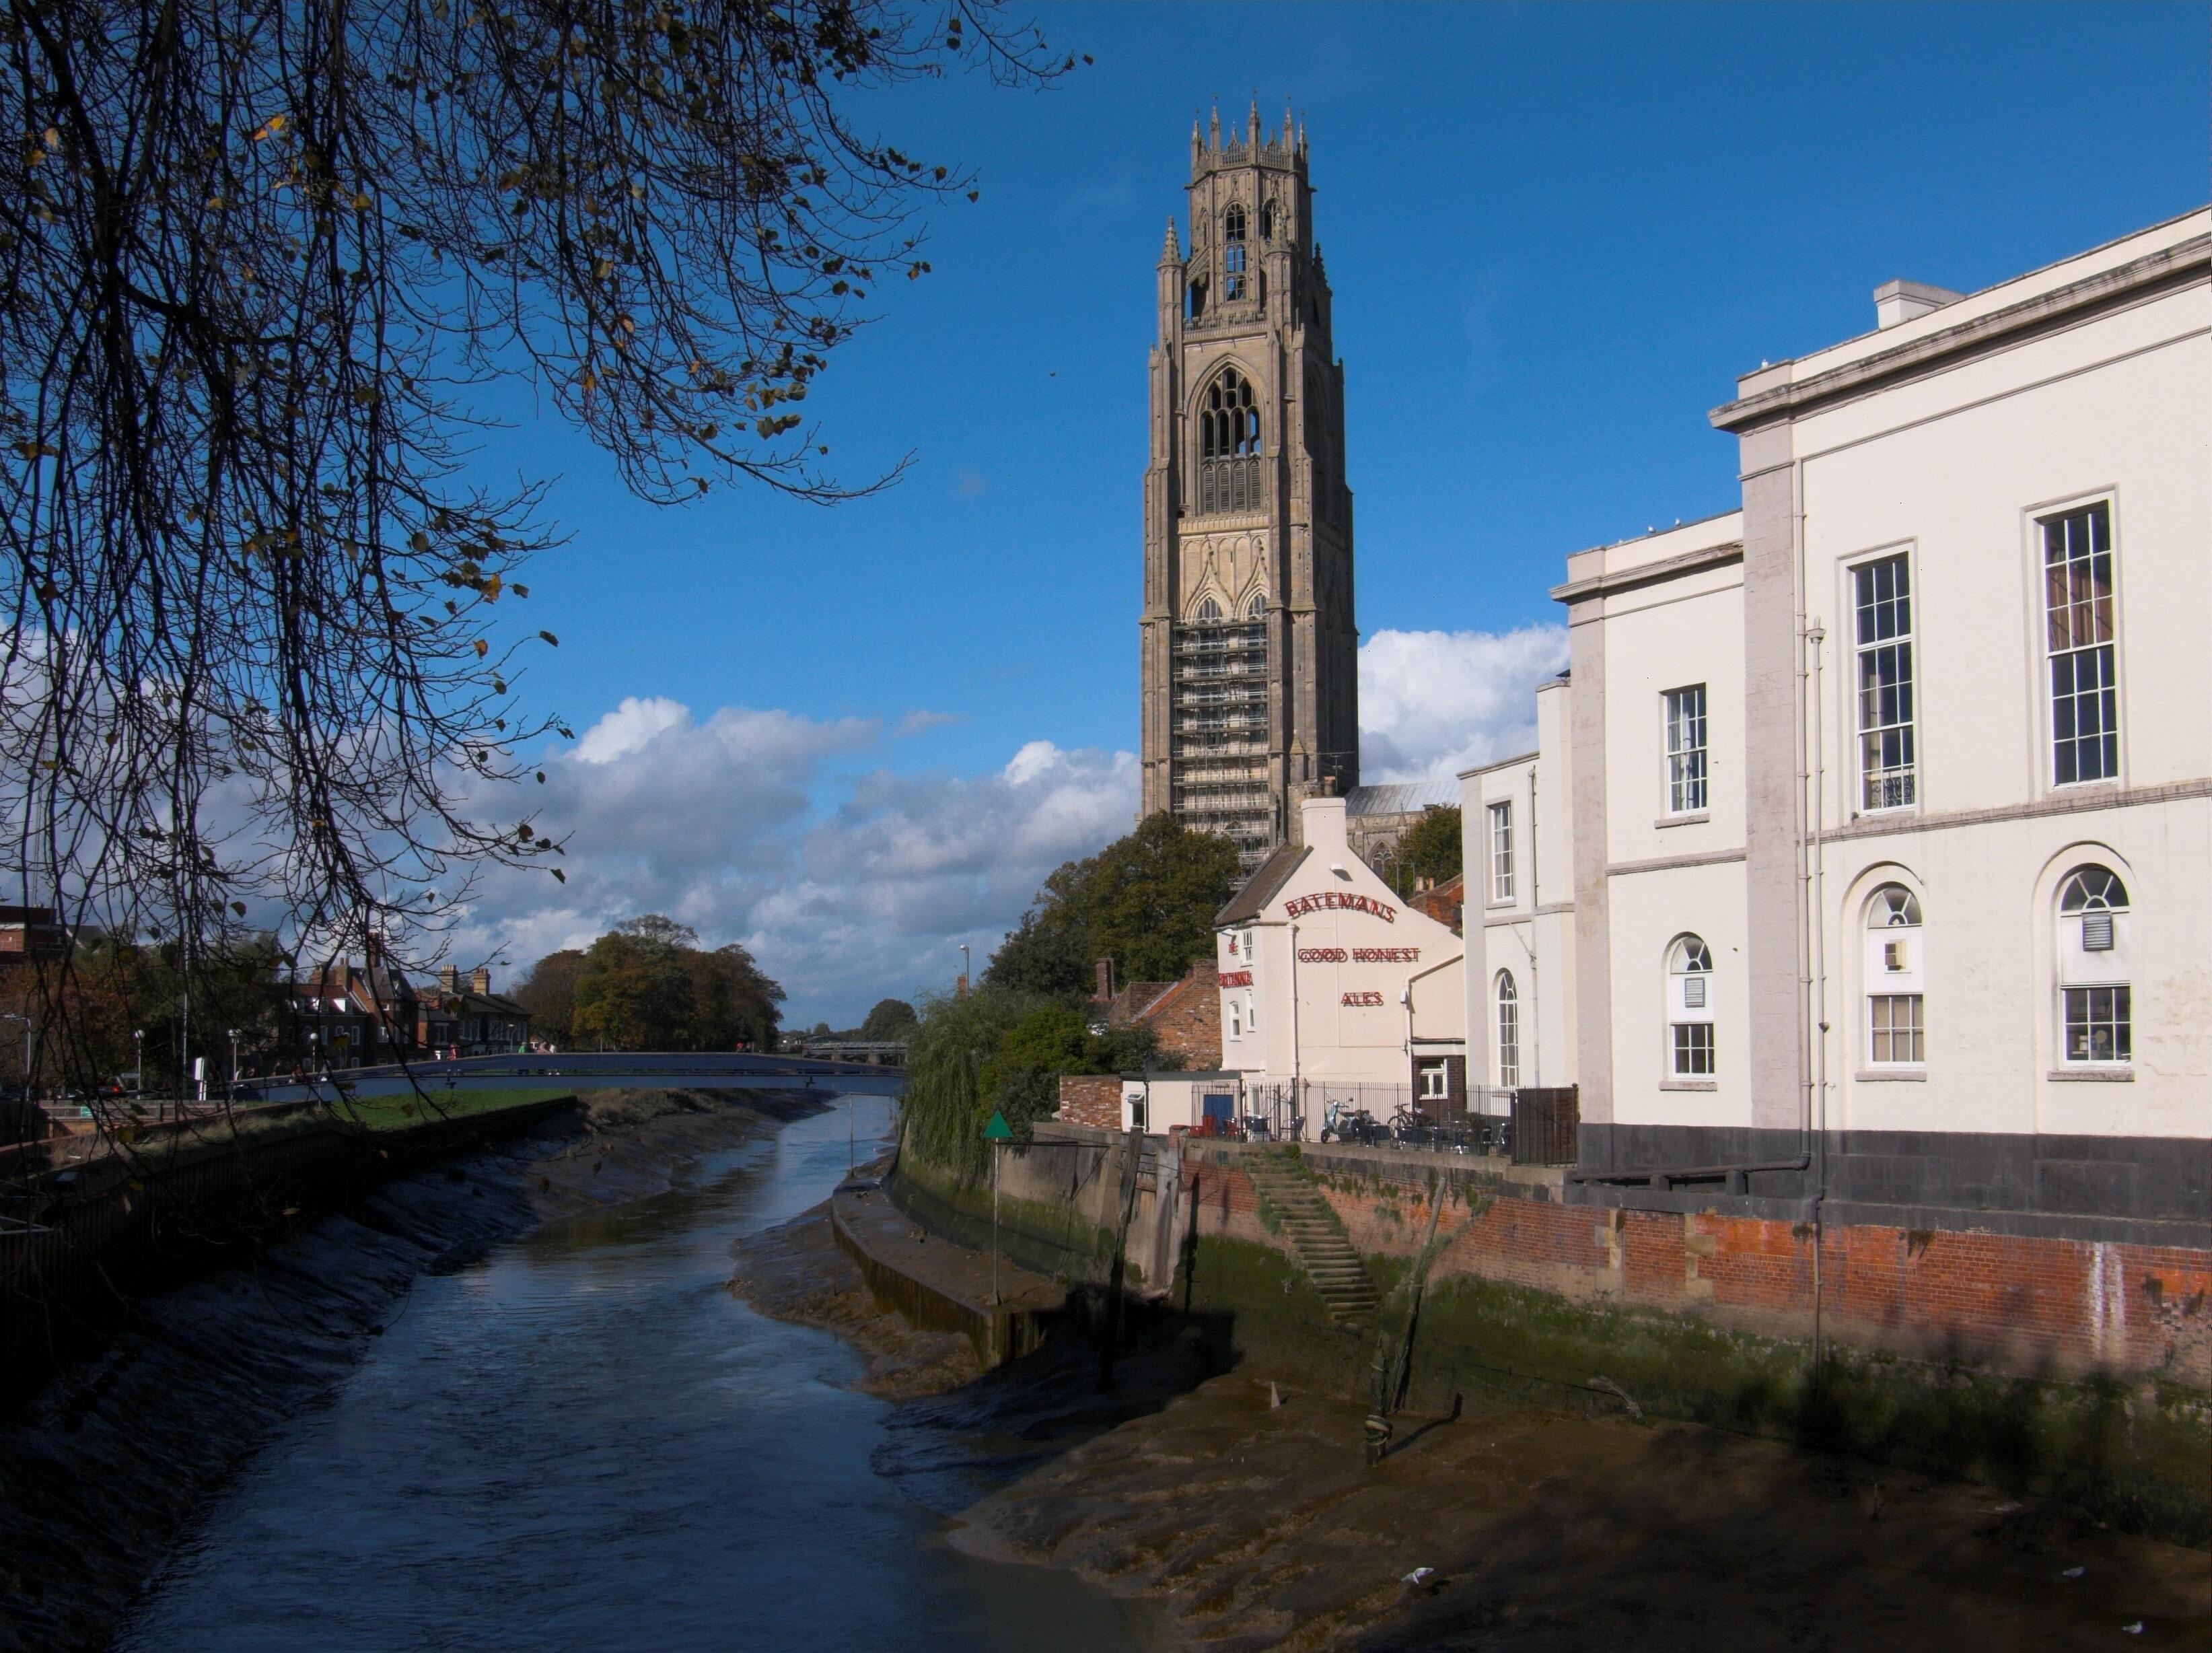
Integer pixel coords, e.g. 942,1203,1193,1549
1510,1086,1580,1166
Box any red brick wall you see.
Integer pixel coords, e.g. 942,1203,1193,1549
1175,1150,2211,1383
1057,1075,1122,1130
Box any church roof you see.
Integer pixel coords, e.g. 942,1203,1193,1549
1345,781,1456,818
1215,844,1309,927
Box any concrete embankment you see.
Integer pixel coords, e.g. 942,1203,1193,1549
882,1127,2211,1546
0,1088,823,1653
830,1176,1066,1369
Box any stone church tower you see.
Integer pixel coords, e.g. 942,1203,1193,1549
1140,105,1359,870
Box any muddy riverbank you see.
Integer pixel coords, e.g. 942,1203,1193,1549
0,1087,822,1653
740,1195,2212,1652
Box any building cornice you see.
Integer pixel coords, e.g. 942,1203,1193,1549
1549,542,1744,606
1820,777,2212,846
1709,233,2211,434
1456,748,1540,782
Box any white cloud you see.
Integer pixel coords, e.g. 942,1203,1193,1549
572,695,690,763
448,701,1135,1026
1358,624,1569,788
448,626,1563,1026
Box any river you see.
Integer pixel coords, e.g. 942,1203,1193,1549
115,1098,1148,1652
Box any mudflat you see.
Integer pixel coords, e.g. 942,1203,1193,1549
949,1370,2212,1650
727,1201,985,1399
736,1192,2211,1652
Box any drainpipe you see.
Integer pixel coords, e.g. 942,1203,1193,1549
1570,451,1819,1196
1286,919,1301,1135
1528,772,1541,1088
1808,617,1830,1374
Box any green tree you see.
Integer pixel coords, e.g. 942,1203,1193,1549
984,813,1241,999
571,919,697,1051
904,991,1170,1180
1392,806,1463,897
859,999,919,1040
683,942,787,1050
900,985,1044,1181
511,949,586,1046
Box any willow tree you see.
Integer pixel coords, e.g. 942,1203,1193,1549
0,0,1072,1092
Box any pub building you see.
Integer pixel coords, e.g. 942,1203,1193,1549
1209,794,1467,1136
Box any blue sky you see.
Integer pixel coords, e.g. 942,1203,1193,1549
455,3,2210,1023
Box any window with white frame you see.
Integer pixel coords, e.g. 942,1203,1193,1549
1664,686,1707,814
1863,885,1925,1065
1668,936,1715,1077
1853,555,1917,810
1495,971,1520,1088
1489,800,1515,902
1419,1061,1449,1102
2057,866,2131,1063
2044,503,2118,785
1229,1001,1242,1039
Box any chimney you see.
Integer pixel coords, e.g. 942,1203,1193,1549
470,966,491,995
437,964,460,995
1874,279,1964,330
1301,792,1349,856
1094,958,1116,1002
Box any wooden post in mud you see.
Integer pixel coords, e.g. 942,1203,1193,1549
985,1110,1012,1305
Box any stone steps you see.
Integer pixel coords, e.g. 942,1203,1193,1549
1242,1152,1379,1327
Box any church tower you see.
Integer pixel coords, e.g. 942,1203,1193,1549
1140,104,1359,870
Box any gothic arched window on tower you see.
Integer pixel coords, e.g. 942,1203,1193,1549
1223,205,1248,300
1199,369,1261,514
1260,199,1276,242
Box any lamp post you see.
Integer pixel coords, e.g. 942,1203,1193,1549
959,942,971,995
227,1028,241,1103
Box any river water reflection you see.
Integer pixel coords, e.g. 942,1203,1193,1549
118,1098,1147,1652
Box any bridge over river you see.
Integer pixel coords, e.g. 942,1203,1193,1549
248,1049,905,1105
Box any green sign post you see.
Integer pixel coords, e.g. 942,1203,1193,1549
985,1111,1011,1304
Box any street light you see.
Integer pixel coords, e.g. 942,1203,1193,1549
227,1028,240,1103
134,1028,144,1100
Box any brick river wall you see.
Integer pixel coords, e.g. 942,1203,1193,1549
1174,1143,2211,1386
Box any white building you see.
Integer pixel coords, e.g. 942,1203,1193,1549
1476,208,2210,1231
1459,673,1577,1095
1215,793,1465,1129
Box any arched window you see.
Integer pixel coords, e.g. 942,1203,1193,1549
2057,865,2131,1064
1187,276,1206,321
1260,199,1276,242
1245,590,1266,620
1495,972,1520,1089
1863,885,1925,1065
1192,595,1223,623
1223,204,1248,300
1198,369,1260,514
1667,936,1715,1078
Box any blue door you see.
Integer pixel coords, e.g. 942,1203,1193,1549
1203,1092,1235,1125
